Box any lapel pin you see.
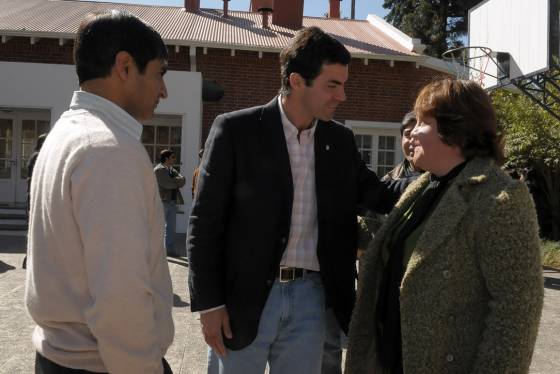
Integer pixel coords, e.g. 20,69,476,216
326,145,330,151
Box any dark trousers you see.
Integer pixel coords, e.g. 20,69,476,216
35,352,173,374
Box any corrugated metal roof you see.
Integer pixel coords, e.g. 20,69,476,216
0,0,420,59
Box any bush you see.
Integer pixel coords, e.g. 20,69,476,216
542,240,560,269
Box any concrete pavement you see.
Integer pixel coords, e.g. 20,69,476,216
1,235,559,373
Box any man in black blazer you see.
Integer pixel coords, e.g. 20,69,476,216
187,27,400,374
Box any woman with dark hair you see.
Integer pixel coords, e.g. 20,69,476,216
345,79,543,374
383,111,422,182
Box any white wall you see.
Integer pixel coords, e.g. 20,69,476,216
0,61,202,233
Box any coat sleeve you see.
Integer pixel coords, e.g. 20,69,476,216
187,114,234,312
472,181,543,374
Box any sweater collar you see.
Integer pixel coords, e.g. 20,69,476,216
69,90,144,141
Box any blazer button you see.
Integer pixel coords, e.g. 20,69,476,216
443,270,451,279
267,279,273,286
281,237,287,244
446,354,454,362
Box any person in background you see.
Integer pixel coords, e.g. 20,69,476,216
23,133,47,269
27,133,47,213
26,10,174,374
356,111,424,261
345,78,543,374
382,112,423,183
155,149,186,258
191,148,204,199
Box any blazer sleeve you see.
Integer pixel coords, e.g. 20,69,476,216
187,114,234,312
472,181,543,373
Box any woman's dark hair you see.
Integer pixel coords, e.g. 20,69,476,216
400,111,416,135
159,149,174,163
414,78,504,164
73,10,168,84
279,26,351,96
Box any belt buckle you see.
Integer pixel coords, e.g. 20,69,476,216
279,266,295,283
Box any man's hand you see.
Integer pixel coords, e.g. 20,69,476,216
200,307,233,357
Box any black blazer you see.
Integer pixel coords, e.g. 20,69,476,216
187,97,399,350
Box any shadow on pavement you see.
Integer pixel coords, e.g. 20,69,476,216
0,235,27,254
0,260,16,274
544,277,560,291
173,293,190,308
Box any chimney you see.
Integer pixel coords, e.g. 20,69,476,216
329,0,341,19
223,0,229,18
259,7,273,29
250,0,273,12
272,0,304,29
184,0,200,12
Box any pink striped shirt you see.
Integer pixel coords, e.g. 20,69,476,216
278,97,320,271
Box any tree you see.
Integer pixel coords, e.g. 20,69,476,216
492,88,560,240
382,0,483,57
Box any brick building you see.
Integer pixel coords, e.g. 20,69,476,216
0,0,450,232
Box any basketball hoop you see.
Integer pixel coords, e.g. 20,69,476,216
442,46,497,87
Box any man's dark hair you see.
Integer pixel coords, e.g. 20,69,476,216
160,149,174,164
73,10,168,84
414,78,504,164
279,26,351,95
35,133,47,152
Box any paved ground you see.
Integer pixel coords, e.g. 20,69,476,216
1,235,559,373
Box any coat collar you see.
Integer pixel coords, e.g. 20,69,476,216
380,158,495,275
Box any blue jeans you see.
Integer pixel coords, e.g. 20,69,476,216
208,272,327,374
163,201,177,255
321,308,346,374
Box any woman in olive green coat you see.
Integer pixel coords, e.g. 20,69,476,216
345,79,543,374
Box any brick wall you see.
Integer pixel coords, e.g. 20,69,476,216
0,37,74,64
0,37,447,145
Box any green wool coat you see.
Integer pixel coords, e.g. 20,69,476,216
345,158,544,374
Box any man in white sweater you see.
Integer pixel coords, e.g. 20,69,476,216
25,10,174,374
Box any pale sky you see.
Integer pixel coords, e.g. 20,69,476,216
85,0,390,20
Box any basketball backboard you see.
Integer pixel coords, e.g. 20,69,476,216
467,0,558,90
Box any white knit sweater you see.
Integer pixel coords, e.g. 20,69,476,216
25,91,174,374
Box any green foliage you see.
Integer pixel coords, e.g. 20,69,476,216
383,0,483,57
542,240,560,268
492,88,560,240
492,89,560,168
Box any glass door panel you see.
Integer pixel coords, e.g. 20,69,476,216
0,119,13,180
0,118,15,202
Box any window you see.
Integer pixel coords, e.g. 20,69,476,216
377,136,396,176
348,122,401,178
141,115,182,171
355,134,374,169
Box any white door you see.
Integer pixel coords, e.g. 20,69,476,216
0,112,50,205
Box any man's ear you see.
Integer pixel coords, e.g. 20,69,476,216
289,72,305,92
113,51,134,81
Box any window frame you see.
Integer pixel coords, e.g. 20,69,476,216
345,120,403,175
